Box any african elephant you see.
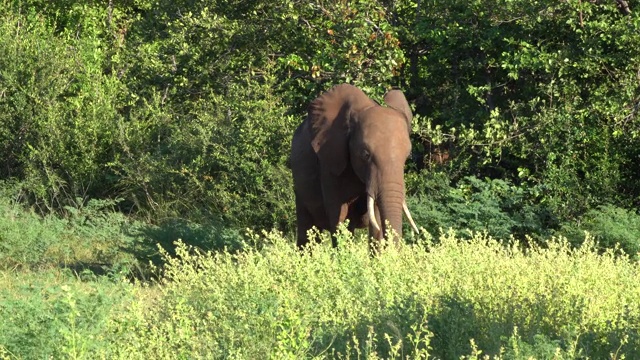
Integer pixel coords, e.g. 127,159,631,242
290,84,418,250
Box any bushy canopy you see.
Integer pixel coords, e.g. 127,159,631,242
1,0,639,241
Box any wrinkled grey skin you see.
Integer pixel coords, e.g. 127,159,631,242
290,84,414,250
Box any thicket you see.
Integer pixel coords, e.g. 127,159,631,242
0,181,247,274
1,0,640,245
2,230,640,358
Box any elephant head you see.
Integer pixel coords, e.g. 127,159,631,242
292,84,418,248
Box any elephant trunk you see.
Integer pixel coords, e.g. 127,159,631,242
376,185,405,245
368,162,419,247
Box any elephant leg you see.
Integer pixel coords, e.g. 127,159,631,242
346,208,359,234
347,215,357,233
347,196,368,230
296,198,329,250
326,202,349,248
295,200,314,250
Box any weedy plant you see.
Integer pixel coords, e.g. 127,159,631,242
0,193,141,273
100,226,640,359
0,269,137,359
2,222,640,358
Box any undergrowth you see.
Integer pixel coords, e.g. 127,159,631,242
3,226,637,359
0,193,141,273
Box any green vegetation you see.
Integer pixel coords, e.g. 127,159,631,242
1,0,638,236
2,0,640,357
2,227,640,358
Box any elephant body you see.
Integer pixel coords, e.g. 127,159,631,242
290,84,417,250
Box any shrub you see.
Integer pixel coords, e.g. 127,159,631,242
0,270,136,359
406,173,555,241
559,204,640,257
0,3,128,212
110,75,298,230
0,192,65,268
401,0,640,222
0,182,140,272
3,228,640,358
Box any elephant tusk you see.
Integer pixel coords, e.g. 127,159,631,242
403,201,420,233
368,195,381,233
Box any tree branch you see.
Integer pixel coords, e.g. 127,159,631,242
616,0,631,15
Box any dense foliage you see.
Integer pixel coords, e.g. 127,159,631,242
1,0,639,245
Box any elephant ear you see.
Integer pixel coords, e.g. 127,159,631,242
307,84,376,175
383,89,413,133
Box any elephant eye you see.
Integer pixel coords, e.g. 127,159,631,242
362,150,371,161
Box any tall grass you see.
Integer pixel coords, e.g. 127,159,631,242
2,226,639,358
0,191,139,272
0,269,137,359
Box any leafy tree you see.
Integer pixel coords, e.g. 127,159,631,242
0,2,125,210
2,0,640,243
395,0,640,222
110,0,407,227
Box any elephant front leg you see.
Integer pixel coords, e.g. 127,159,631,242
295,200,314,250
326,202,350,248
295,199,329,250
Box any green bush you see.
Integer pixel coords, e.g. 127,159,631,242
0,193,64,268
108,76,298,229
407,173,555,241
0,0,408,230
560,204,640,257
2,0,640,251
0,189,140,272
0,270,136,359
402,0,640,221
0,3,126,211
0,181,254,275
112,0,406,227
